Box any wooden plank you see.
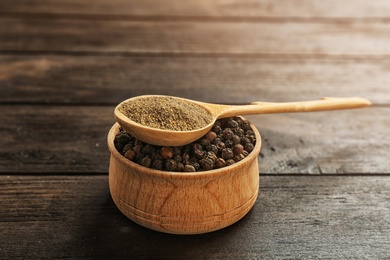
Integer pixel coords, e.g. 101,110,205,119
2,17,390,55
0,106,388,174
248,107,390,174
0,55,388,105
1,175,389,258
1,0,390,18
0,106,115,173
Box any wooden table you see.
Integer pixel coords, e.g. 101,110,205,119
1,1,389,259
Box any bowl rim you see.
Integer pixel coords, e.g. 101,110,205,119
107,118,261,180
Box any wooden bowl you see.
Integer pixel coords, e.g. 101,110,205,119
107,120,262,235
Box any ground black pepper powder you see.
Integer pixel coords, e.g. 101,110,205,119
119,96,212,131
114,117,257,172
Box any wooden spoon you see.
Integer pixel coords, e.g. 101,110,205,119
114,95,371,146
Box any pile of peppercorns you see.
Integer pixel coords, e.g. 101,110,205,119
114,117,256,172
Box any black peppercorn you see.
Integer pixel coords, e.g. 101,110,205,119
182,153,190,164
135,152,145,163
114,132,131,152
151,152,163,161
118,131,131,142
234,127,245,137
209,144,219,155
242,122,251,131
232,135,241,145
142,144,155,155
205,151,217,163
151,159,163,170
226,159,236,166
184,164,196,172
244,142,254,153
177,163,185,172
215,158,226,168
221,148,234,160
194,149,206,159
216,142,226,152
122,144,132,154
205,131,217,142
241,137,251,145
192,143,203,151
191,162,200,171
246,135,256,144
160,147,174,159
198,138,210,147
219,118,229,128
165,159,177,171
189,157,198,165
212,137,222,145
173,147,181,156
246,130,255,136
233,144,244,155
223,128,234,140
225,139,234,148
199,158,214,171
133,144,143,154
183,145,191,154
213,121,222,132
124,149,136,161
227,119,239,128
173,154,182,163
235,117,244,126
233,154,245,162
140,156,152,167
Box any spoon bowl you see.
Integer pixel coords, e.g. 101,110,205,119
115,95,371,146
114,95,215,146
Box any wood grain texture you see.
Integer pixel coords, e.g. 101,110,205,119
2,17,390,55
1,55,388,105
1,0,390,18
248,107,390,174
0,106,388,174
0,106,114,173
1,175,389,259
1,0,389,258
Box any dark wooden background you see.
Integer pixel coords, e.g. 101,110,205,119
1,1,389,259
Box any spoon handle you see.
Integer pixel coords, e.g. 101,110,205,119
214,97,371,118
